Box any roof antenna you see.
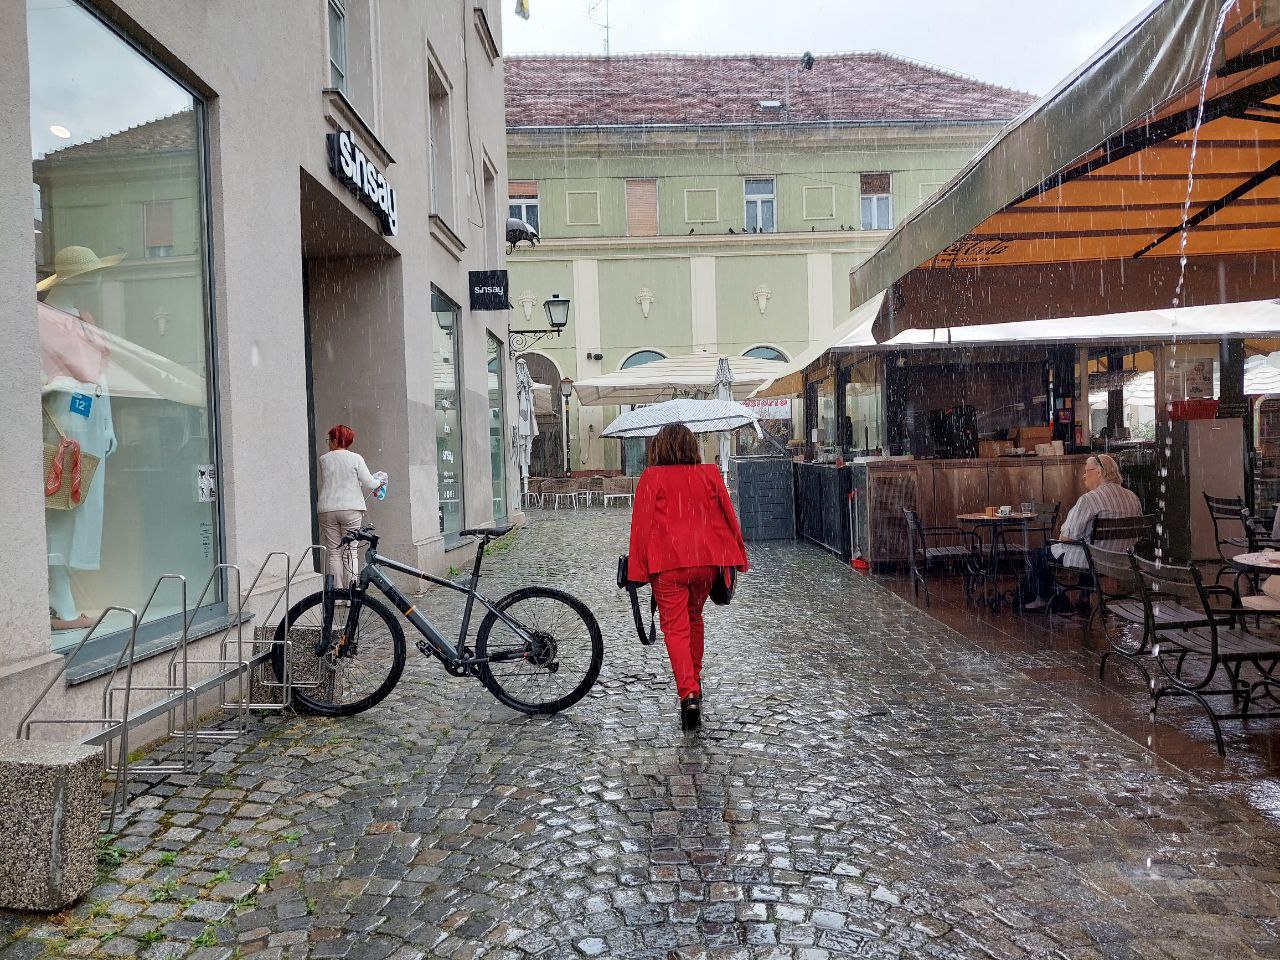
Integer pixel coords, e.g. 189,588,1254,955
588,0,610,56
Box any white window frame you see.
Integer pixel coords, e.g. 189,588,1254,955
744,177,776,233
428,60,454,223
509,198,539,232
744,344,790,363
328,0,348,93
860,192,892,230
683,187,720,223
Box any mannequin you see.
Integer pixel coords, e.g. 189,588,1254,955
38,248,122,631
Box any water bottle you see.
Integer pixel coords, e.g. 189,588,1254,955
375,480,388,500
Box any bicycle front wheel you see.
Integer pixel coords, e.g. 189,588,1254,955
475,586,603,714
272,590,406,716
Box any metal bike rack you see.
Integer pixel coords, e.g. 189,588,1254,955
15,543,327,831
17,606,141,831
103,575,192,778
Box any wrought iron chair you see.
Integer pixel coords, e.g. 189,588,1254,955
903,508,980,607
1204,493,1250,584
1084,515,1191,683
1130,552,1280,756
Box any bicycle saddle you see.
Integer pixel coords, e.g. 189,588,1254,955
460,525,514,540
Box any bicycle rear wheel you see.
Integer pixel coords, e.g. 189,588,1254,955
272,590,406,716
474,586,603,714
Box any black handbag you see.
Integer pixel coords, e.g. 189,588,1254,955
617,556,657,645
709,566,737,606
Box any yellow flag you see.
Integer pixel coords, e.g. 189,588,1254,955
515,0,530,19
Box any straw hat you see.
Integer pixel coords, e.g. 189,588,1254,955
36,245,126,293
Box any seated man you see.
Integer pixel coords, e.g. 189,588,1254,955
1023,453,1142,611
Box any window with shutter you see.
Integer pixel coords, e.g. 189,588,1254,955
625,179,658,236
144,200,175,257
858,172,892,230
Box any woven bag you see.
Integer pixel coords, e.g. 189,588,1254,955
43,405,100,510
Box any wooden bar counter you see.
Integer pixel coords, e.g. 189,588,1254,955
848,455,1091,567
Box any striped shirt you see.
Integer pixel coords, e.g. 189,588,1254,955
1050,481,1143,569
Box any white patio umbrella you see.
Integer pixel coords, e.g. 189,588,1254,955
601,398,764,439
514,359,539,500
571,353,787,405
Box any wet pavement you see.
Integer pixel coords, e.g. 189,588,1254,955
4,508,1280,960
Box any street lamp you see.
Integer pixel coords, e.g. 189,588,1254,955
508,293,571,357
560,377,574,476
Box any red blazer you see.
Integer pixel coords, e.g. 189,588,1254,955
627,464,749,581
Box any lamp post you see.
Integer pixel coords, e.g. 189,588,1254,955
560,377,574,476
508,294,571,358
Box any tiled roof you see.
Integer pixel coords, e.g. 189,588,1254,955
506,53,1034,128
36,110,196,162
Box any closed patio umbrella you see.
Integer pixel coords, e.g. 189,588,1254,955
514,359,538,500
571,353,786,406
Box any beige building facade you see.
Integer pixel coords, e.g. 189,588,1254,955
2,0,515,735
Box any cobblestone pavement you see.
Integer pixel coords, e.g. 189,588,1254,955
5,509,1280,960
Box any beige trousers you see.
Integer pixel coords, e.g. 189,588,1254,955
318,509,365,587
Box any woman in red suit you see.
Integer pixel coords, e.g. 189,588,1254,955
627,424,749,730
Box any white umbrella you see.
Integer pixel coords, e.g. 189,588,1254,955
601,398,763,439
572,353,786,406
514,359,538,500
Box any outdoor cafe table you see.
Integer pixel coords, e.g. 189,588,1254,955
956,511,1038,610
1230,549,1280,594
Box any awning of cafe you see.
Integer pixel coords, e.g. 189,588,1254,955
844,0,1280,342
748,290,886,398
571,353,786,405
862,297,1280,351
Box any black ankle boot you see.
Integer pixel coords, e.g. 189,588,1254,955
680,696,702,731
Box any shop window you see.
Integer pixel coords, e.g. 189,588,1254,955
328,0,348,92
860,172,893,230
29,0,220,667
428,64,454,224
143,200,174,258
744,177,776,233
844,359,882,453
433,288,465,543
487,334,508,522
508,180,539,234
625,178,658,237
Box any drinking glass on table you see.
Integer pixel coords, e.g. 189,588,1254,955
1020,501,1034,515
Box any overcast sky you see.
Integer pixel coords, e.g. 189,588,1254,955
502,0,1158,95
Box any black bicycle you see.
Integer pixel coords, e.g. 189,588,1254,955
271,524,602,716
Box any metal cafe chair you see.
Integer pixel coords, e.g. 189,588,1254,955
541,478,580,510
903,508,980,607
1204,493,1250,584
1130,551,1280,756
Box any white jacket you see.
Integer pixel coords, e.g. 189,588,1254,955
317,449,381,512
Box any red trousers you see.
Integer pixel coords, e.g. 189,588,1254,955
652,565,716,699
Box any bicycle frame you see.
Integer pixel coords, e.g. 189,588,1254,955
335,536,533,676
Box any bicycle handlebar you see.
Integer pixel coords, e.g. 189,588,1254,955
339,525,378,547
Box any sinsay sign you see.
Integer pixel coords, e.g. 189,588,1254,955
326,129,399,236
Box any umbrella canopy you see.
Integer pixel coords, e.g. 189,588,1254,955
751,290,887,398
601,398,763,439
572,353,786,405
844,0,1280,340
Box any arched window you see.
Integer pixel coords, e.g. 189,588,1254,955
622,349,666,369
745,345,788,363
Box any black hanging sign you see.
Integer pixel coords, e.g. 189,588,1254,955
469,270,511,310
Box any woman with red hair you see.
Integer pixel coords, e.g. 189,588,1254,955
317,424,386,587
627,424,748,730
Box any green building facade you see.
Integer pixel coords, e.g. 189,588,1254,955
505,54,1032,474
